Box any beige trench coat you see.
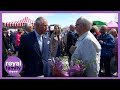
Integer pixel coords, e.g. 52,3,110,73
50,33,63,57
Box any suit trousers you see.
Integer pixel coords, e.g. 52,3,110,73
99,56,112,77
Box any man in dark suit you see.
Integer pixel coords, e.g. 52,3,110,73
18,17,52,77
23,23,33,36
20,23,33,42
67,25,78,65
2,26,12,77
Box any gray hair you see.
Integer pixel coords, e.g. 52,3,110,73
35,17,46,24
24,23,33,30
78,17,92,30
34,17,47,29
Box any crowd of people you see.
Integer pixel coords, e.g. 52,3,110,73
2,16,118,77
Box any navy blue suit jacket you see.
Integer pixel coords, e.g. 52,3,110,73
18,31,52,77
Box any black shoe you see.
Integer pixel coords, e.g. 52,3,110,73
13,52,16,54
99,72,105,77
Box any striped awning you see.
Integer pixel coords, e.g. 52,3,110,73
3,17,34,27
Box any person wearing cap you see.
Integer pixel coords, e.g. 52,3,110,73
18,17,52,77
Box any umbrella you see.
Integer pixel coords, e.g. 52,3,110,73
93,21,106,26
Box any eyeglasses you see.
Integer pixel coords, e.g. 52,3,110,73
75,24,80,27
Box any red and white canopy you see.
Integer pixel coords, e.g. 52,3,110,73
3,17,34,27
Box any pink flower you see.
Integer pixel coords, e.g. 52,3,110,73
68,60,86,77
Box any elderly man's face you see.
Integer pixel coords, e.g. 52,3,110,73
28,26,33,33
109,29,118,38
70,25,75,31
75,21,83,35
100,26,107,34
36,19,48,34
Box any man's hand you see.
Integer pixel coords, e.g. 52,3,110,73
99,40,103,44
8,50,13,56
69,45,76,54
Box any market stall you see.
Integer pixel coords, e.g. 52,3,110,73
3,17,34,29
107,21,118,30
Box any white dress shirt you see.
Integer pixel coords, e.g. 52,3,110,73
25,31,29,34
71,31,101,77
34,30,43,52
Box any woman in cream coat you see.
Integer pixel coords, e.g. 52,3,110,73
50,25,63,58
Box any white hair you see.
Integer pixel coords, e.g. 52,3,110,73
35,17,46,24
34,17,47,29
24,23,33,30
78,17,92,30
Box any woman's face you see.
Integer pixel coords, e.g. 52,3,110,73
58,29,60,35
54,26,58,31
54,26,60,35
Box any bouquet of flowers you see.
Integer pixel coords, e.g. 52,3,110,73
51,57,69,77
68,58,86,77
